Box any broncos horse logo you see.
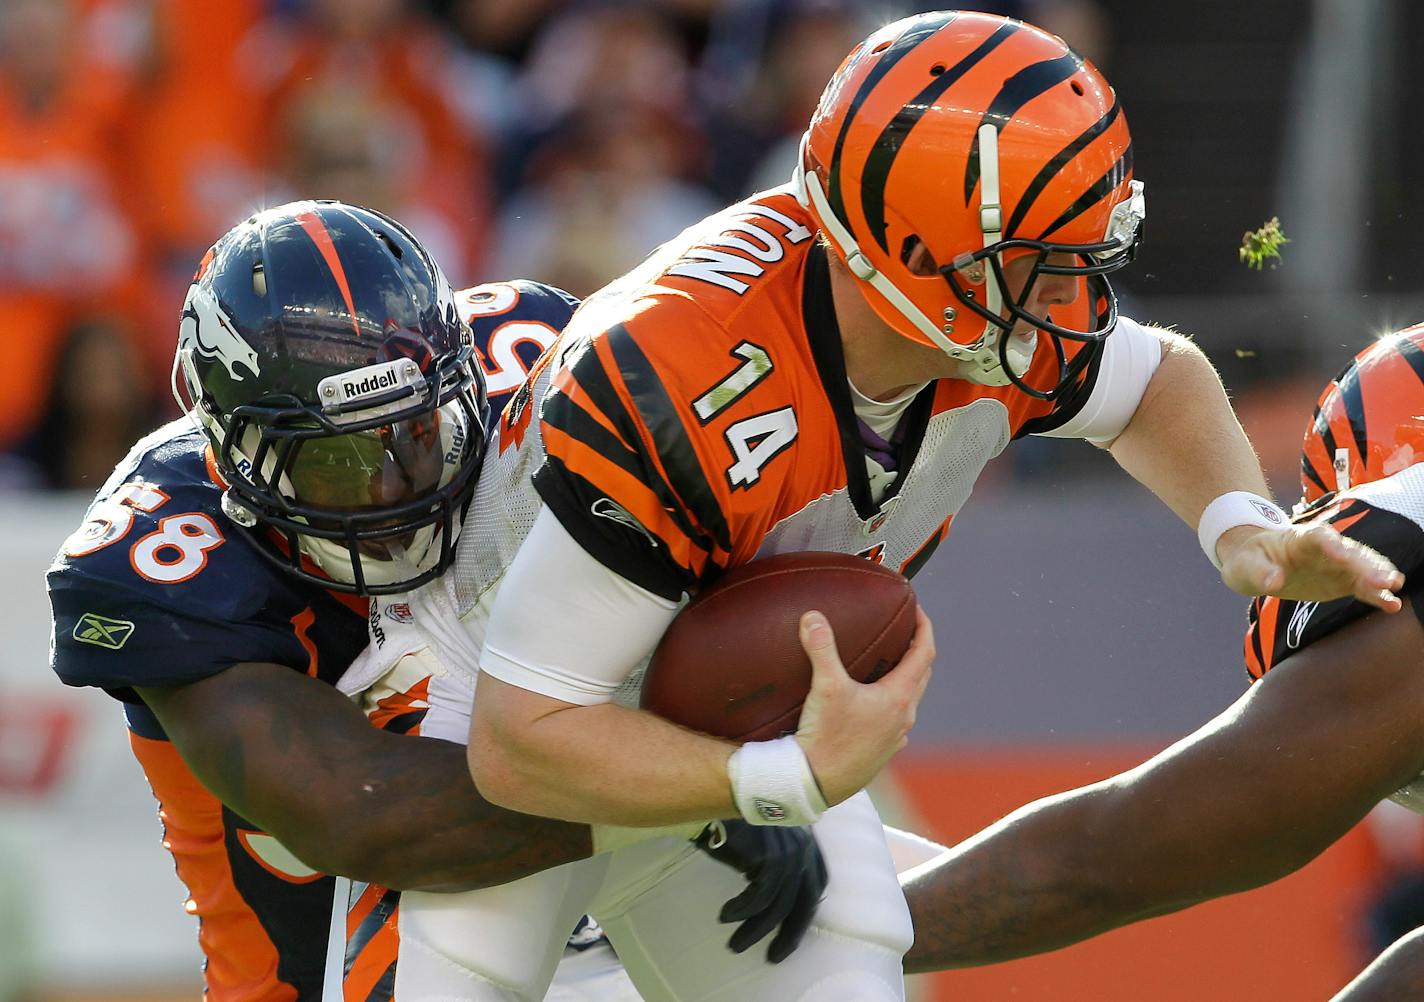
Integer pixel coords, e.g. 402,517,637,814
179,286,260,382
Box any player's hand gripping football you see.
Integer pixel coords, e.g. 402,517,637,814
793,606,935,807
1218,522,1405,611
696,820,829,963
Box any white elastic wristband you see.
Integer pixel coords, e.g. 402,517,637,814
1197,491,1288,569
726,736,829,827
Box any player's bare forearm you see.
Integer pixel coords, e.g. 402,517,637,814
903,606,1424,971
1332,926,1424,1001
137,662,591,891
469,670,738,826
900,784,1134,970
1108,329,1270,527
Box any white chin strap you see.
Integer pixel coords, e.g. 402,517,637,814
299,525,444,589
792,130,1029,387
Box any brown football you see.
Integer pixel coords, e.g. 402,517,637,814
640,551,917,742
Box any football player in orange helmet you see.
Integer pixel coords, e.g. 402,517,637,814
895,324,1424,1000
375,12,1403,1001
796,10,1142,399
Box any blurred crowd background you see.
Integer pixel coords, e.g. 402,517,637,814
6,1,1424,999
3,0,1422,497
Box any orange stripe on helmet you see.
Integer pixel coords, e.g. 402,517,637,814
296,210,362,337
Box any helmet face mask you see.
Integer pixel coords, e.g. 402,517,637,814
794,11,1144,399
172,200,489,595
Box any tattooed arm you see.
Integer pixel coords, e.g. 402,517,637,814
138,662,591,892
902,604,1424,971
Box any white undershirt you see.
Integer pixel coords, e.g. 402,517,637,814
479,508,678,705
478,317,1164,704
848,378,922,503
1034,315,1162,444
848,378,923,440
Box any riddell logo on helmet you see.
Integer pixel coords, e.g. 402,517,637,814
343,370,399,397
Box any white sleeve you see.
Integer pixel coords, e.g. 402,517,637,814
479,507,680,706
1035,315,1162,444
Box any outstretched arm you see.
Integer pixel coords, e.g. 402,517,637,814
902,601,1424,972
139,661,591,892
1107,329,1401,608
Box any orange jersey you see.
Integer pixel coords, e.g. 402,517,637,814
1244,464,1424,681
523,188,1102,599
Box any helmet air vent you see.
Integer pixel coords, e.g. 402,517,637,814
252,262,268,298
373,229,404,260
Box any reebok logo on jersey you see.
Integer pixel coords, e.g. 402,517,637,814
591,498,659,548
73,613,135,650
1286,601,1320,650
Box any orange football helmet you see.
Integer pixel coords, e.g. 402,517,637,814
1300,323,1424,505
793,11,1144,399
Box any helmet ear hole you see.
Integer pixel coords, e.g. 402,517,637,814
900,236,939,277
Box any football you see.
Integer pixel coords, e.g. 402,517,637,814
641,551,917,742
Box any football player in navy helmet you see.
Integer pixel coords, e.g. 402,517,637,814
49,201,825,1001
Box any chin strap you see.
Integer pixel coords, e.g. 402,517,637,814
792,133,1018,386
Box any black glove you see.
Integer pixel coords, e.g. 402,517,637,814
694,819,829,963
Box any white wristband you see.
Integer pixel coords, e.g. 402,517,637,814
1197,491,1288,569
726,736,829,827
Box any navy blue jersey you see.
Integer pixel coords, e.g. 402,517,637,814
45,279,576,1002
48,280,576,708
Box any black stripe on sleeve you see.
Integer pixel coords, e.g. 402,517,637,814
605,325,733,553
533,461,695,602
541,388,647,484
543,340,714,553
1014,338,1107,438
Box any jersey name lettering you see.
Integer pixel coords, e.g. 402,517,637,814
667,205,813,294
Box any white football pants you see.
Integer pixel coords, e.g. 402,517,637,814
396,789,911,1002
